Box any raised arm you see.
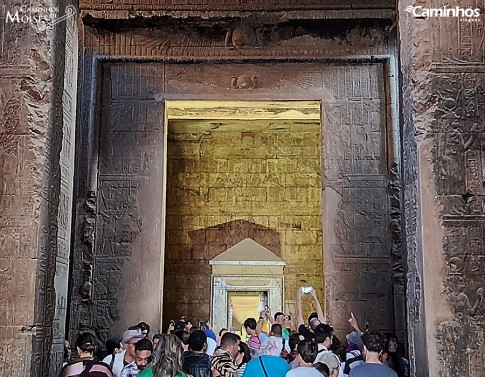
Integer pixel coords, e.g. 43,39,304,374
296,287,304,327
256,310,266,336
310,287,326,323
348,312,362,335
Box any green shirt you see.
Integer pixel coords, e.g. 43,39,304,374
139,366,188,377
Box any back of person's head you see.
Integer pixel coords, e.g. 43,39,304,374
135,338,153,352
76,333,97,354
152,334,184,377
289,333,303,351
188,330,207,351
308,312,318,323
314,323,333,344
220,332,240,348
362,331,384,353
243,318,257,330
219,328,228,337
297,339,318,363
239,342,251,365
152,333,162,342
106,337,121,355
173,330,185,343
319,352,340,376
270,324,283,337
313,362,330,377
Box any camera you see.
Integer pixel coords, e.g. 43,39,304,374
301,286,312,294
285,315,292,321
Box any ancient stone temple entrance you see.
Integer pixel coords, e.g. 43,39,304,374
162,101,323,329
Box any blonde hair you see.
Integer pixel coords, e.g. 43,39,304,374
152,334,184,377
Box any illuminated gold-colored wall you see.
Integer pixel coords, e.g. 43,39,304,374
163,119,323,327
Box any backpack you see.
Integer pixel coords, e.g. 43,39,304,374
280,339,291,362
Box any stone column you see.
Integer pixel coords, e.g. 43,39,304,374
399,1,485,376
0,2,77,376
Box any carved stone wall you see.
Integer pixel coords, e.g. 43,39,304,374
398,1,485,376
0,2,78,377
69,12,403,343
79,0,395,12
68,63,166,339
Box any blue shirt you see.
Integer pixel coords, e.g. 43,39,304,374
242,355,289,377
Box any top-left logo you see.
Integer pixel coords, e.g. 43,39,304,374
3,5,76,30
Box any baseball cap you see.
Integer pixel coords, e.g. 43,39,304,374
346,331,361,345
122,329,144,344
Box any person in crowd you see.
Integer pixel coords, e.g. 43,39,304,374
241,353,289,377
285,339,322,377
104,338,122,370
286,333,304,365
259,324,290,357
135,338,154,373
313,324,334,362
181,316,193,333
244,318,264,357
183,330,211,377
218,329,228,345
348,332,397,377
136,322,151,338
380,334,409,377
60,333,113,377
198,322,217,356
199,321,217,342
103,328,144,377
152,334,162,351
342,331,363,376
313,363,330,377
63,340,72,367
210,332,241,377
318,352,341,377
235,342,251,377
273,312,292,340
296,287,325,340
140,334,188,377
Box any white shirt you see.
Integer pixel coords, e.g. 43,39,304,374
260,336,291,356
103,350,126,377
206,337,217,356
286,366,324,377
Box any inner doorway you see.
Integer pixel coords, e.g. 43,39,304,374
228,291,268,335
162,100,324,330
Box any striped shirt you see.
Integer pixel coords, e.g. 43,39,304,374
210,349,239,377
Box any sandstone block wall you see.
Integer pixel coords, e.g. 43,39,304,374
164,120,324,325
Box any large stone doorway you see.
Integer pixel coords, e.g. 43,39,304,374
162,101,323,329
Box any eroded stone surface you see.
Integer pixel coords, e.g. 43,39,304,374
399,0,485,376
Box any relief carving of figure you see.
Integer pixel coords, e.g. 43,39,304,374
225,25,264,48
231,75,259,89
449,284,483,319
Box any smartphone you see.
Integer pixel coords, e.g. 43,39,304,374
302,286,312,294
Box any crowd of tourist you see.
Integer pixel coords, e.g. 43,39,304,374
60,287,409,377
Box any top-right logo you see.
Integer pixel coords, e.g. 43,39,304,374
405,5,482,22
